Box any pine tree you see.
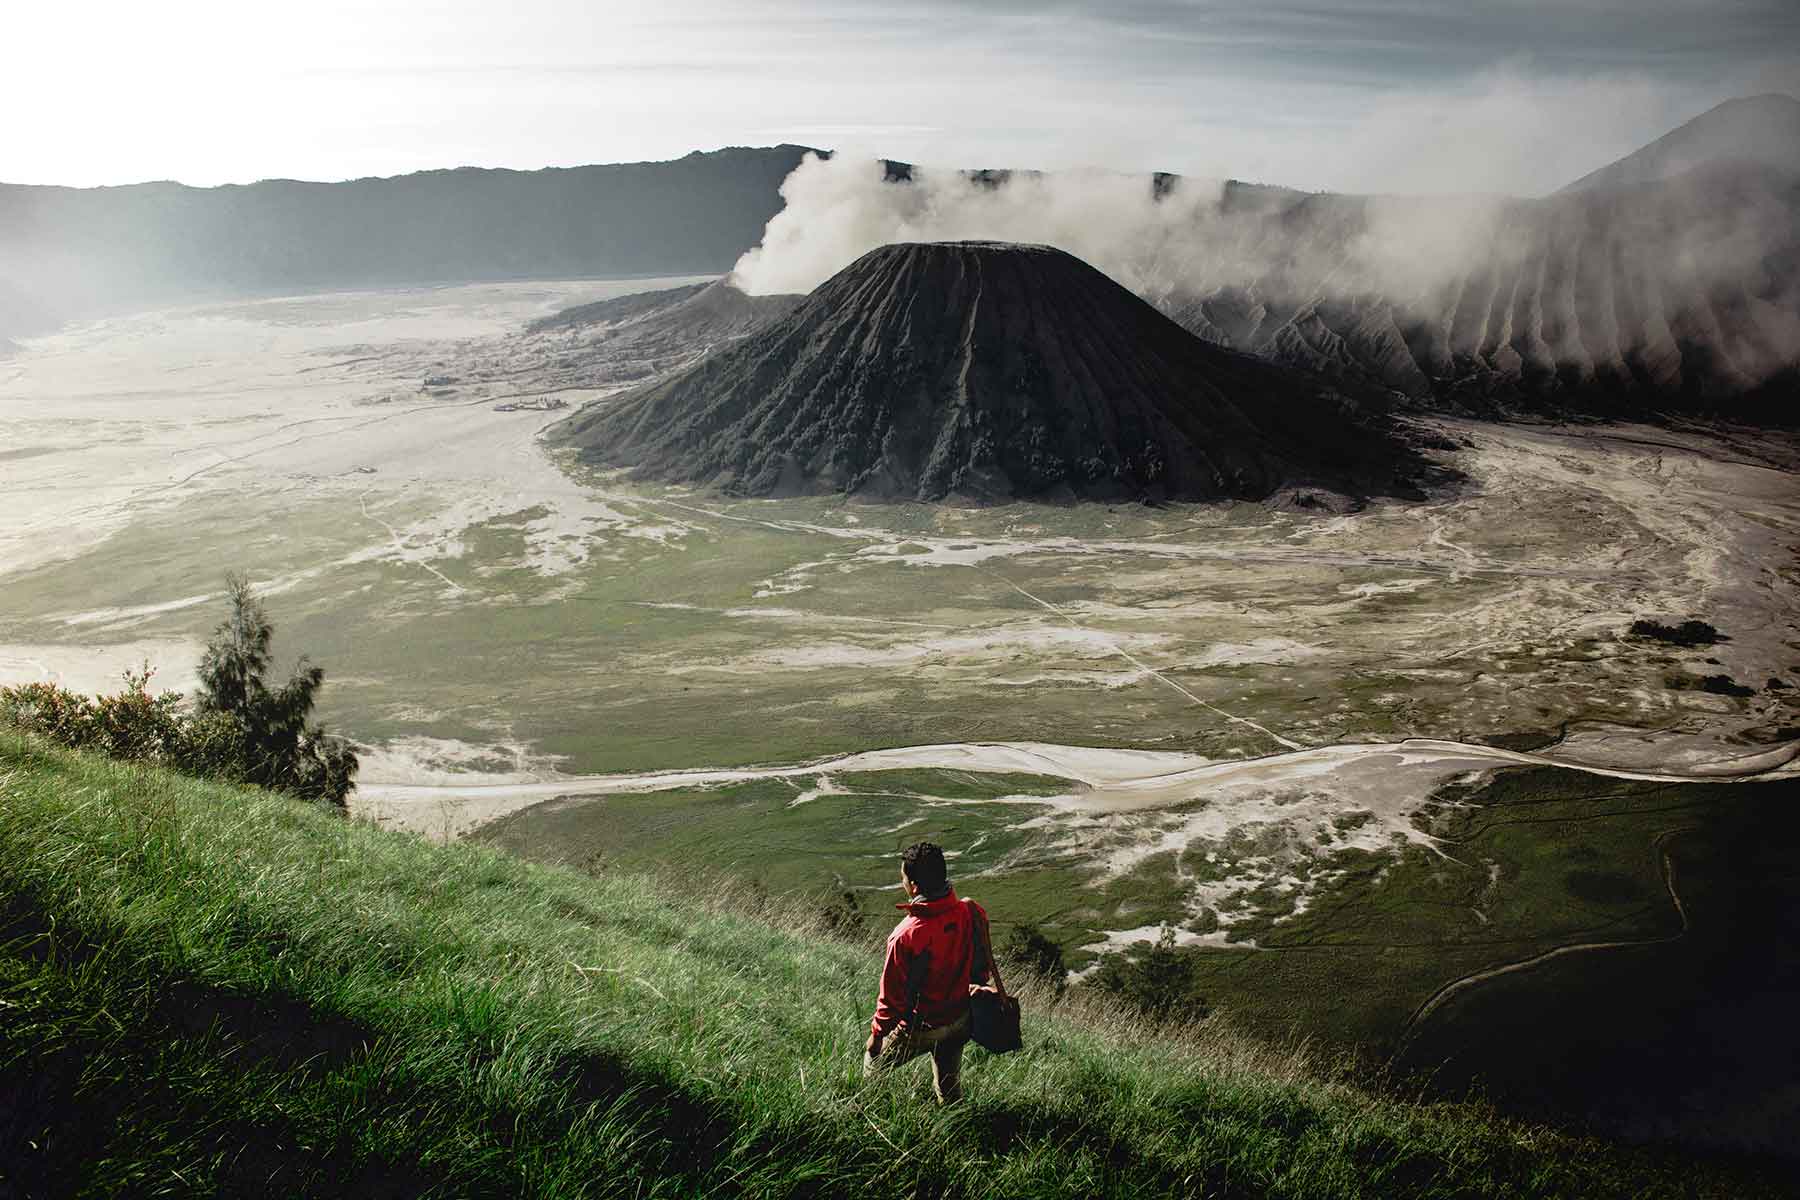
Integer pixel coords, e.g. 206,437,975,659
196,574,358,807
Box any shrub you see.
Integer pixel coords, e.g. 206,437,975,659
169,709,251,781
1699,674,1755,698
0,579,358,808
1628,619,1723,647
816,890,868,942
0,667,187,765
0,681,98,748
88,664,186,762
1089,924,1208,1022
1002,922,1068,994
1665,672,1758,698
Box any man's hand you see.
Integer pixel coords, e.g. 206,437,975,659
865,1031,883,1058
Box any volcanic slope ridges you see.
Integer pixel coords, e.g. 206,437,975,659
554,241,1430,503
527,281,711,333
1156,97,1800,418
527,278,803,341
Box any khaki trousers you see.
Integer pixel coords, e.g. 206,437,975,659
864,1010,971,1104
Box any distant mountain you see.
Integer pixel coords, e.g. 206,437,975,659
1157,97,1800,419
553,241,1434,503
0,146,814,338
708,98,1799,422
1559,93,1800,194
526,282,714,334
527,278,801,345
1153,158,1800,418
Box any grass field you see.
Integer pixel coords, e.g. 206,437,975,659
1393,771,1800,1150
474,768,1206,967
475,759,1800,1152
6,731,1795,1197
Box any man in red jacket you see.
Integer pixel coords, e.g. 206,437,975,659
864,841,993,1104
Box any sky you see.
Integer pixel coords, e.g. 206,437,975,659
5,0,1796,195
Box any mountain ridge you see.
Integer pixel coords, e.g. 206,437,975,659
1558,93,1800,194
1153,160,1800,420
0,145,816,339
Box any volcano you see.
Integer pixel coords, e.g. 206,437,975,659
1558,92,1800,194
1145,96,1800,418
553,242,1428,503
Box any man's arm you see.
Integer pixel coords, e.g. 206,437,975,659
867,934,910,1054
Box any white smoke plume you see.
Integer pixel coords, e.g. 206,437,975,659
733,154,1209,296
728,134,1800,393
728,151,1508,304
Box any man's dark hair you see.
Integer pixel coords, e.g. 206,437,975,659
901,841,949,897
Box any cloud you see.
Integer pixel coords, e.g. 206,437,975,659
731,154,1232,296
4,0,1791,195
1305,69,1683,195
730,148,1527,314
728,82,1800,385
732,64,1661,302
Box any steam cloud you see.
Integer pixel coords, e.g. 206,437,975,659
729,151,1510,303
730,78,1800,309
730,140,1800,393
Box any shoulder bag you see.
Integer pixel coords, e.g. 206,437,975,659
965,900,1022,1053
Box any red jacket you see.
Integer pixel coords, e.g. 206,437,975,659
870,889,992,1038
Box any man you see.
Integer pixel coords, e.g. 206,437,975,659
864,841,994,1105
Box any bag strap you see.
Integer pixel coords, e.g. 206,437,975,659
966,899,1008,1000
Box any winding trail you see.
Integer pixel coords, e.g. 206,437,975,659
978,565,1306,751
356,489,466,595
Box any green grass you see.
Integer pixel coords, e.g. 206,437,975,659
473,771,1278,968
1177,771,1719,1033
1391,771,1800,1142
1157,764,1800,1121
2,732,1790,1197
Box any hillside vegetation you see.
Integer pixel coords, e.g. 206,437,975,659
0,733,1787,1198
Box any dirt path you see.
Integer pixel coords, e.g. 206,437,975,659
976,564,1306,752
356,489,466,595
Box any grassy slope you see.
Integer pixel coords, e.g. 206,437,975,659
0,733,1784,1199
474,770,1197,967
